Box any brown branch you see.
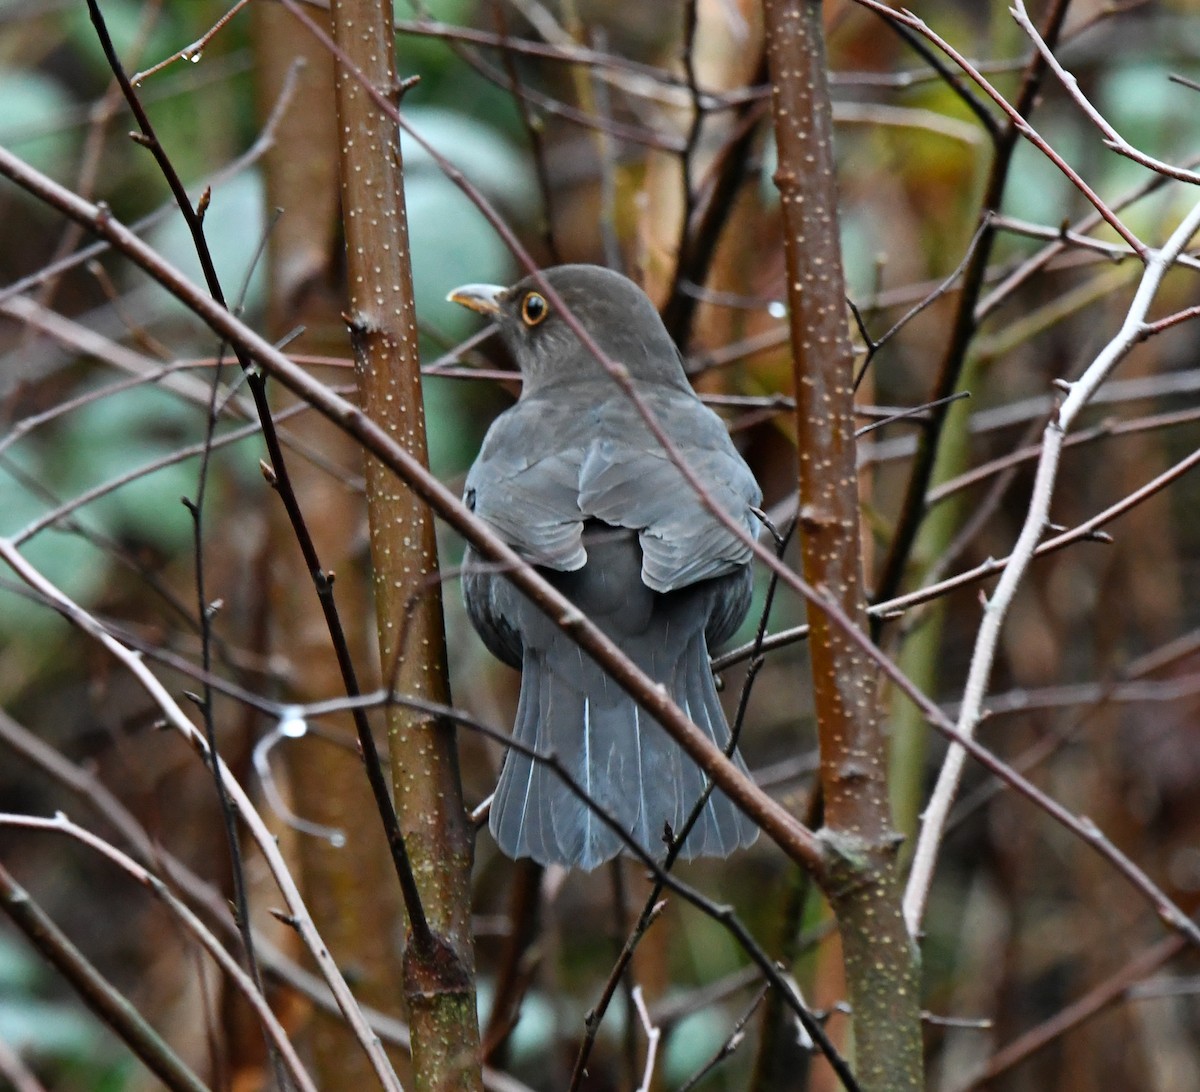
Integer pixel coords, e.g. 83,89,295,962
0,708,536,1092
325,0,481,1086
1012,0,1200,186
252,5,410,1084
960,931,1190,1088
1,814,319,1092
0,861,211,1092
762,0,922,1087
81,4,276,1057
132,0,255,84
804,589,1200,952
870,0,1079,605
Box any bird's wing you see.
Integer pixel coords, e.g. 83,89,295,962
578,393,761,593
465,399,588,571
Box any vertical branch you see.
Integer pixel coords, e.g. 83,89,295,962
326,1,481,1087
251,5,408,1084
761,1,922,1087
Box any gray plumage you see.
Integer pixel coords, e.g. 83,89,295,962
451,264,761,870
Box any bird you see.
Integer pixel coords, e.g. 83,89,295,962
449,264,761,870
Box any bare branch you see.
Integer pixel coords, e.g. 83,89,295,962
904,192,1200,934
0,858,210,1092
0,539,405,1092
0,817,317,1092
1011,0,1200,186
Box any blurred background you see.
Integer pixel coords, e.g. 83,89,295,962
2,0,1200,1089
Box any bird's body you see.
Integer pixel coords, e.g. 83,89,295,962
452,265,761,870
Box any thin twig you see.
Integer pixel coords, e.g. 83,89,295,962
0,540,404,1092
855,0,1142,253
0,818,318,1092
0,709,534,1092
677,984,768,1092
0,859,211,1092
903,192,1200,935
567,901,668,1091
86,0,432,951
868,0,1084,607
630,986,660,1092
853,218,991,388
956,931,1191,1089
1011,0,1200,186
0,56,302,308
0,1036,48,1092
131,0,255,85
487,1,560,263
797,582,1200,953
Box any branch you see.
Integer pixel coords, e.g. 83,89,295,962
866,0,1081,604
0,1036,48,1092
0,817,317,1092
0,858,211,1092
630,986,661,1092
904,192,1200,934
0,709,537,1092
83,0,433,970
853,0,1141,253
960,930,1190,1088
1012,0,1200,186
763,0,922,1086
0,538,404,1092
0,141,825,872
793,583,1200,957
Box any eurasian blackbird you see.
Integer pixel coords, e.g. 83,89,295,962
450,264,761,870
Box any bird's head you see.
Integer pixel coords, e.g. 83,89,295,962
447,264,688,394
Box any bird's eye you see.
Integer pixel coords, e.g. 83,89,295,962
521,291,548,327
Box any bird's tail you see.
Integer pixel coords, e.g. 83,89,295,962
489,625,759,870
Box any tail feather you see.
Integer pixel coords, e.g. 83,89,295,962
489,617,758,870
672,629,757,859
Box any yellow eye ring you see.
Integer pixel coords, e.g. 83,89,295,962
521,291,549,327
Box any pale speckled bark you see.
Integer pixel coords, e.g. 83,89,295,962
252,5,408,1085
327,1,482,1088
761,1,923,1087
